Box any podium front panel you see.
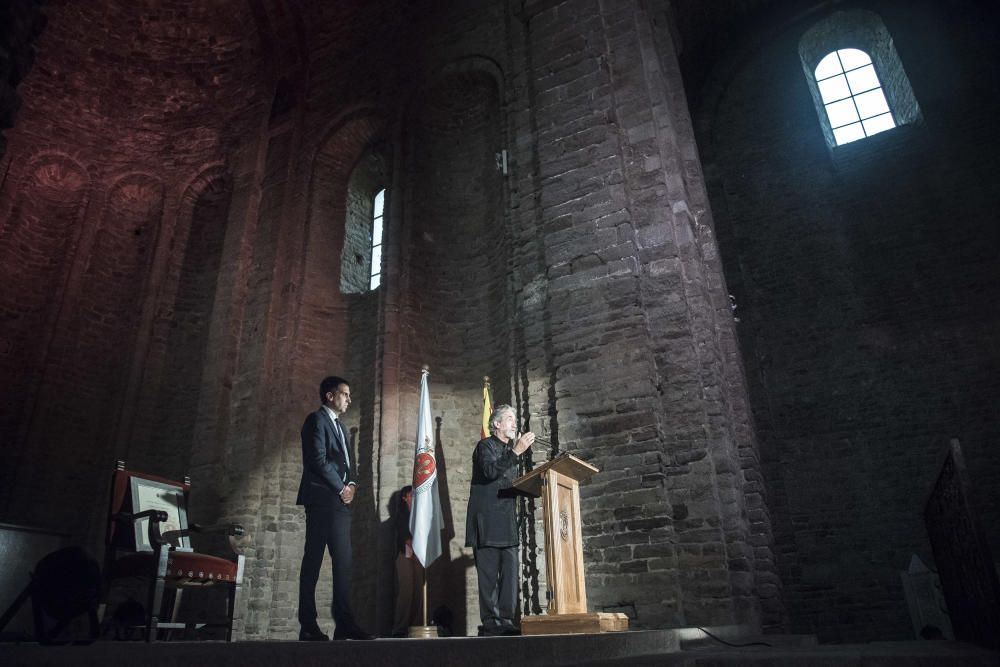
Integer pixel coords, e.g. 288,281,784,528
543,469,587,614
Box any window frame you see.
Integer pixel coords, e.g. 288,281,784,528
369,188,385,291
798,9,922,152
814,48,896,146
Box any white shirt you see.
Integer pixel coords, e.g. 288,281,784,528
321,405,351,481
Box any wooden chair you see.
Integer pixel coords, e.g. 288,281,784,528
103,460,245,641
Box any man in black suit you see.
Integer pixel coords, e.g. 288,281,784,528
465,404,534,636
296,375,373,641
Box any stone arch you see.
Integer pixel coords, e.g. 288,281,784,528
53,170,165,430
395,61,511,636
6,171,165,537
437,54,507,101
340,149,387,294
131,166,234,479
290,107,387,632
304,108,387,300
0,153,90,512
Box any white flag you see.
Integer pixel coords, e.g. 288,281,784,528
409,369,443,567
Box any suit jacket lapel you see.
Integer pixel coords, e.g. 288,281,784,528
320,409,342,448
320,409,350,483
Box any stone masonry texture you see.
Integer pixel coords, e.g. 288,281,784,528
0,0,996,644
692,0,1000,644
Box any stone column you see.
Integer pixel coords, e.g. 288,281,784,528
517,0,780,629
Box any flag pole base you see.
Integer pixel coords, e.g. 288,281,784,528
407,625,439,639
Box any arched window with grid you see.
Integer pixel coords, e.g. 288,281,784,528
799,10,922,151
815,49,895,145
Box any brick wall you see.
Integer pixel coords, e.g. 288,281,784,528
0,0,45,159
277,110,386,637
0,0,790,641
393,67,511,635
507,0,776,630
695,0,1000,643
0,157,89,491
0,0,270,612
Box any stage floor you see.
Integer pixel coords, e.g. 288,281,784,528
1,630,997,666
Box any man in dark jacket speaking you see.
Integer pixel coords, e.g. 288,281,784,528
465,404,534,636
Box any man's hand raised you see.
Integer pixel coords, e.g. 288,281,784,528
513,431,535,456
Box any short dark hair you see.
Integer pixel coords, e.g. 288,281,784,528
319,376,349,403
401,485,412,495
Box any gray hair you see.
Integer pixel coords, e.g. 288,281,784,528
488,404,515,435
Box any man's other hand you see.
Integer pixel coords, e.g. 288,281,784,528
341,485,356,504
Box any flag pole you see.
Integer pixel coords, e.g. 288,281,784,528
422,365,429,630
409,364,439,639
423,576,428,627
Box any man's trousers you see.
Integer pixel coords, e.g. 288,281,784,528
298,503,353,628
474,545,518,632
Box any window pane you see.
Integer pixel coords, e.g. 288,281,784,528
846,65,880,94
815,52,843,80
854,88,890,119
862,113,896,136
833,123,866,145
825,98,860,127
370,243,382,277
818,75,850,103
838,48,871,70
370,188,386,291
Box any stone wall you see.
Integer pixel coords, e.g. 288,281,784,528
0,0,45,159
397,67,511,635
509,0,776,631
695,0,1000,643
0,0,791,641
0,1,267,563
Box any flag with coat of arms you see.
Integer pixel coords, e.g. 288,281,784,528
409,368,443,568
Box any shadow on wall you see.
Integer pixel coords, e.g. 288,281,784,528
378,489,403,635
429,416,469,636
372,414,472,636
349,422,379,633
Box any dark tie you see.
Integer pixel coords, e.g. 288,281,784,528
334,418,351,480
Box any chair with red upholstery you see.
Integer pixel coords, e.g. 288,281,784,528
103,460,245,641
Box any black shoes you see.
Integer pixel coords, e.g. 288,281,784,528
298,627,330,641
333,625,375,640
478,624,520,637
300,623,374,641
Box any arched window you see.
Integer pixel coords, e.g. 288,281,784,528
369,189,385,290
815,49,894,145
339,151,386,294
799,10,921,150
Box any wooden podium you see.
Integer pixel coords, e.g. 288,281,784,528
513,453,629,635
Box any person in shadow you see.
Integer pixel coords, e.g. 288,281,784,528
391,485,424,637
